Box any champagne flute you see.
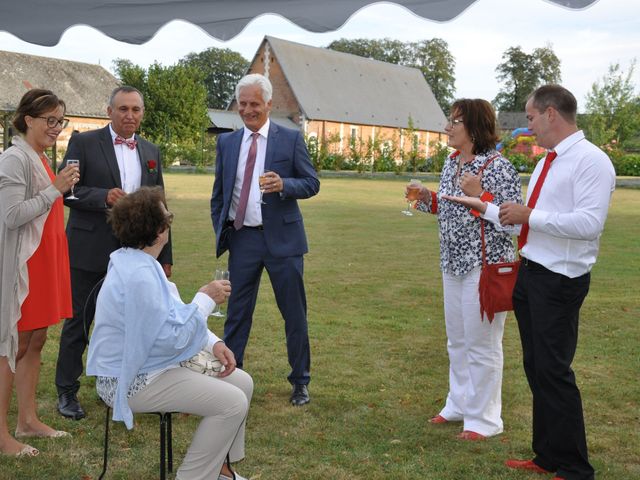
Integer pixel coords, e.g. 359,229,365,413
258,171,269,204
402,179,422,216
209,269,230,317
66,159,80,200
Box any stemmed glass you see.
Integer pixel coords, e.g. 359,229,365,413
258,171,269,204
402,179,422,216
66,159,80,200
209,269,230,317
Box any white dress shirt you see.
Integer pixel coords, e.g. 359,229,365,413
521,130,615,278
109,124,142,194
229,119,270,227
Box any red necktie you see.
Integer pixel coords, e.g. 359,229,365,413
518,151,557,250
114,135,137,150
233,133,259,231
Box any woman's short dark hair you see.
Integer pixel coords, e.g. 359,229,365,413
108,187,170,249
12,89,66,134
529,84,577,124
450,99,499,155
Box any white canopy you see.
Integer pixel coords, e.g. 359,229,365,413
0,0,599,46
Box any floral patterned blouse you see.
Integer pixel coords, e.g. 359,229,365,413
416,149,522,276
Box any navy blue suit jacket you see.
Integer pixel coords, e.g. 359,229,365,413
210,121,319,258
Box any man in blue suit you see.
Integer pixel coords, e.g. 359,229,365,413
210,74,319,406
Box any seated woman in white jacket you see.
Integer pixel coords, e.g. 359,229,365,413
87,186,252,480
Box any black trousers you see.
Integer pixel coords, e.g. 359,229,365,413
55,268,105,396
513,259,594,480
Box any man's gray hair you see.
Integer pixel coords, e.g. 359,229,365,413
109,86,145,108
235,74,272,103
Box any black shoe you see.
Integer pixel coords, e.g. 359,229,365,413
290,384,310,406
57,392,86,420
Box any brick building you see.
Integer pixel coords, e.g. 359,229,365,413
225,36,447,161
0,50,119,159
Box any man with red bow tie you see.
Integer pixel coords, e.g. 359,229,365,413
55,86,172,420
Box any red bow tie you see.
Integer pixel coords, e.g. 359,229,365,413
114,135,137,150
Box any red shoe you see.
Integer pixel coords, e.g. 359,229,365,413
504,459,552,474
429,415,448,424
457,430,485,441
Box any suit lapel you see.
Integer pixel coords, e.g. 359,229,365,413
136,136,150,185
100,126,122,189
264,121,278,171
225,129,244,207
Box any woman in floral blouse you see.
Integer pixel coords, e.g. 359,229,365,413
413,98,522,440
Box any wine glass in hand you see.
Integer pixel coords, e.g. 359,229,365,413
258,171,269,204
209,269,230,317
66,159,80,200
403,179,422,216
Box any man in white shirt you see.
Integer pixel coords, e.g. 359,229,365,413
56,86,172,420
210,74,320,406
500,85,615,480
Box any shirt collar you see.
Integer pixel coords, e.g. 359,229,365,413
552,130,585,157
243,118,270,142
109,124,135,141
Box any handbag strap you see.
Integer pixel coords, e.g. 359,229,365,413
478,153,500,268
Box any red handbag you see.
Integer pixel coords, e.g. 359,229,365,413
478,219,520,322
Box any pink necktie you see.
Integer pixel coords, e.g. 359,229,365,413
518,151,557,250
114,135,137,150
234,133,259,230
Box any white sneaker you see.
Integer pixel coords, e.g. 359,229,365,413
219,472,248,480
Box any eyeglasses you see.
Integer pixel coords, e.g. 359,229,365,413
36,116,69,129
447,118,464,127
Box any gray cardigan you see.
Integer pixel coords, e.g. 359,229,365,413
0,136,61,370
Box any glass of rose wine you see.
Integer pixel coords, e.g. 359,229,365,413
402,179,422,216
258,171,269,204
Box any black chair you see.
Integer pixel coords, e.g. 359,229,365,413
99,405,174,480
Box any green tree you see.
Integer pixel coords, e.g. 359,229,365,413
410,39,456,113
113,59,208,166
327,37,455,111
327,38,410,64
493,45,561,111
582,61,640,149
179,47,249,109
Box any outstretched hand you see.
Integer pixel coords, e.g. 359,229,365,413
441,194,487,214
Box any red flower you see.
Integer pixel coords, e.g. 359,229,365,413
147,160,157,173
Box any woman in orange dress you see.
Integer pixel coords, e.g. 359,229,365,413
0,89,79,457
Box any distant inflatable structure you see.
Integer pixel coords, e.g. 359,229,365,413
497,127,546,157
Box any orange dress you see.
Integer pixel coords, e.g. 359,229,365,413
18,156,73,331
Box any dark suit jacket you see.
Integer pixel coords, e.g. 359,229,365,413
62,125,172,272
210,121,320,258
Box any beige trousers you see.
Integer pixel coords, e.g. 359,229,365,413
129,366,253,480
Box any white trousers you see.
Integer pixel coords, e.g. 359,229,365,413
129,367,253,480
439,266,505,436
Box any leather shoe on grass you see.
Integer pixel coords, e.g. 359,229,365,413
505,459,552,474
57,392,86,420
290,384,310,406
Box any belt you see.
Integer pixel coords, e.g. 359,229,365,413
521,256,546,271
226,220,263,231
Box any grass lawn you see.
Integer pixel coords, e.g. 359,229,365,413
1,173,638,479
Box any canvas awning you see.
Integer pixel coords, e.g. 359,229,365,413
0,0,599,47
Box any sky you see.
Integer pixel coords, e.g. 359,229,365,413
1,0,638,111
